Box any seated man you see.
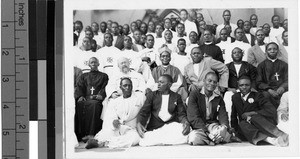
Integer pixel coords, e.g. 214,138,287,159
74,57,109,142
106,57,149,100
187,72,239,145
136,74,190,146
85,78,146,149
231,76,288,146
277,92,289,134
184,47,228,93
256,42,288,108
223,47,257,121
152,45,188,102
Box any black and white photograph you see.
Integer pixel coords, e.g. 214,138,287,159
64,0,299,158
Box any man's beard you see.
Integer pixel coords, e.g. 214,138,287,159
121,66,130,73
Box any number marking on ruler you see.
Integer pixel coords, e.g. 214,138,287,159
1,0,29,159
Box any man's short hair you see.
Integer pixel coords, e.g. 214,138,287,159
238,75,252,83
189,31,198,36
89,57,99,63
250,14,257,19
255,29,264,35
262,23,270,28
220,28,227,34
111,21,119,27
180,9,188,14
191,46,202,54
266,42,279,50
223,10,231,16
204,29,212,35
104,32,113,38
234,28,244,34
231,47,243,54
282,30,288,37
75,20,83,26
120,77,132,86
164,18,171,23
271,15,280,21
177,38,186,44
146,34,154,39
204,72,219,81
161,74,173,83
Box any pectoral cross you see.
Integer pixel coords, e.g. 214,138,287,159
274,72,280,81
90,87,95,95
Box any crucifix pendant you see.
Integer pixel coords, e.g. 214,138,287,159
90,86,95,95
274,72,280,81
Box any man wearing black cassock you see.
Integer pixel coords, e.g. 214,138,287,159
231,76,288,146
256,42,288,108
75,57,109,142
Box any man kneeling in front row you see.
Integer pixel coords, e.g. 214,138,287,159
187,72,241,145
231,76,288,146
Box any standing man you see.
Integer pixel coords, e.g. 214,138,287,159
243,21,256,46
256,42,288,108
74,57,109,142
140,34,161,69
185,31,199,56
216,28,235,64
200,29,224,63
269,15,284,41
184,47,228,93
171,39,191,74
179,9,198,36
229,28,251,62
111,22,124,50
216,10,237,39
187,72,239,145
97,33,121,78
136,74,191,146
249,14,260,36
247,29,267,67
231,76,288,146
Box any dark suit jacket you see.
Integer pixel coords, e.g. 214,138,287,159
114,35,124,50
242,34,255,46
187,90,229,132
230,92,277,131
226,61,257,89
137,90,188,131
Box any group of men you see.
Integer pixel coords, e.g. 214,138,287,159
73,9,289,149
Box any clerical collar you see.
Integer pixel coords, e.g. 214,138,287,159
267,57,278,62
204,42,213,45
162,65,170,68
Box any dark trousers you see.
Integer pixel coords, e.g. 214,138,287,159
238,114,284,145
75,100,103,142
262,91,281,109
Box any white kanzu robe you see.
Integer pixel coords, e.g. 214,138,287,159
94,93,146,148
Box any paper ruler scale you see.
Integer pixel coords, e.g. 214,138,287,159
1,0,29,159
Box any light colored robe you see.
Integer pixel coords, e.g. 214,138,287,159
95,93,145,148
